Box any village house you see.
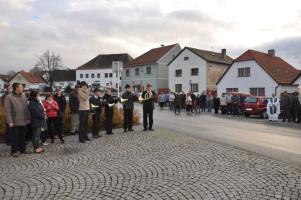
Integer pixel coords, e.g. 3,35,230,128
9,70,46,90
121,44,181,93
43,69,77,91
216,49,300,97
0,75,10,91
76,54,133,90
168,47,233,94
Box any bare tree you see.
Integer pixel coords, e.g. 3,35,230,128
29,66,43,76
6,70,17,79
35,50,64,91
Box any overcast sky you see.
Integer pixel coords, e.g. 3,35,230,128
0,0,300,73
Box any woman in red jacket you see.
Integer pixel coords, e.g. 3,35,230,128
43,94,65,144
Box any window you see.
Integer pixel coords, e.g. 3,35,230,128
85,74,89,78
250,88,265,96
126,69,130,77
91,73,95,78
175,84,182,92
109,73,113,78
105,73,108,78
97,73,100,78
135,68,140,76
238,67,250,77
80,74,83,79
190,83,198,92
226,88,238,92
191,68,198,76
175,69,182,77
184,57,189,61
146,66,152,74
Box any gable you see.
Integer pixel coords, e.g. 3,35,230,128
168,48,207,67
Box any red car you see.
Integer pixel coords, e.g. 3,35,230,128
242,96,269,118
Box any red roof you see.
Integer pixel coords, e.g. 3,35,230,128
19,70,45,84
233,50,299,84
125,44,178,68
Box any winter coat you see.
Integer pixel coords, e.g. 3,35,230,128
28,99,46,127
44,100,59,118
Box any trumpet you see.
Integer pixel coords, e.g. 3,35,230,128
90,103,99,108
120,98,128,103
108,103,116,107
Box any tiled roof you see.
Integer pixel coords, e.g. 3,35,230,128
187,47,233,65
235,50,300,84
77,54,133,70
125,44,178,68
19,70,45,84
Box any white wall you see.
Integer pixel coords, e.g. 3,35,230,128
76,69,120,89
168,48,207,94
53,81,77,89
293,76,301,86
277,85,298,95
217,60,278,97
0,79,4,90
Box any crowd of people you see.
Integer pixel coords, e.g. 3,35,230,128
2,81,156,158
157,90,301,123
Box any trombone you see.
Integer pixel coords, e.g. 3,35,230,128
139,91,153,103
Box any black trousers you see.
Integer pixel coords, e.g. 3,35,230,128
105,115,113,134
290,108,296,122
143,108,153,129
56,113,64,135
79,110,89,141
297,106,301,122
282,108,291,122
92,112,100,137
47,117,63,141
123,109,133,130
5,124,11,145
11,126,26,154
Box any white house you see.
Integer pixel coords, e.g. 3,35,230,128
9,70,46,90
76,54,133,90
0,75,9,91
168,47,233,94
121,44,181,93
217,49,300,97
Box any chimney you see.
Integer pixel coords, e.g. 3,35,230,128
221,49,227,60
268,49,275,57
161,44,165,47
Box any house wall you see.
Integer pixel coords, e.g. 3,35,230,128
293,76,301,86
168,48,207,94
276,85,298,95
8,73,45,90
207,62,229,92
0,79,5,90
76,69,120,89
217,60,278,97
53,81,77,89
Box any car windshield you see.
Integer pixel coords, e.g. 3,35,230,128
245,97,258,103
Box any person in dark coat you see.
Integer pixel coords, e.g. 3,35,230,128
54,87,66,137
141,83,156,131
191,92,197,113
103,89,118,135
2,85,13,146
281,91,291,122
121,84,137,132
174,92,181,114
28,90,46,154
231,94,240,116
213,94,221,114
200,92,207,112
290,92,299,122
69,85,80,135
181,92,186,111
90,88,105,138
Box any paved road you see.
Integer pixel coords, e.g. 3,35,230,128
0,129,301,200
145,105,301,167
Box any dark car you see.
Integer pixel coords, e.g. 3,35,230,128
242,96,269,118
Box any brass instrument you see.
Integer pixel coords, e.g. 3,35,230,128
108,103,115,107
120,98,128,103
90,103,99,108
139,91,153,103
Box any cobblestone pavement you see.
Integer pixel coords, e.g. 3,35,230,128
0,129,301,200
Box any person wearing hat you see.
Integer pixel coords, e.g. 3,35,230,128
78,81,91,143
141,83,156,131
121,84,137,132
89,88,105,138
103,88,118,135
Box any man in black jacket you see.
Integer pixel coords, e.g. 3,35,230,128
141,83,156,131
103,89,118,135
121,84,137,132
54,87,66,136
69,85,80,135
90,88,105,138
281,91,291,122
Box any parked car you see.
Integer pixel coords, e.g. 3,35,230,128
242,96,269,118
